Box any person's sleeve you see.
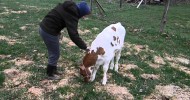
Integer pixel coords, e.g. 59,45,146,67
65,17,87,50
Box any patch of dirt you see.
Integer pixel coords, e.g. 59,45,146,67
3,68,31,88
164,54,189,65
39,80,57,92
0,54,11,59
125,72,136,80
0,35,18,45
38,66,80,93
59,36,75,47
126,51,132,55
10,57,34,66
0,24,4,29
39,78,80,94
38,80,79,99
154,56,166,65
0,7,27,15
169,62,190,75
175,57,189,65
78,29,91,35
37,52,45,57
133,28,142,33
20,26,27,31
28,86,44,97
96,84,134,100
174,23,185,28
11,10,27,14
60,36,71,43
120,64,138,70
20,4,48,10
141,74,160,80
59,92,75,99
148,62,161,69
124,42,133,48
163,54,190,75
119,64,138,80
57,79,69,87
19,24,35,31
64,67,79,79
165,54,175,62
133,45,147,53
92,27,99,31
67,41,76,46
39,79,57,92
144,85,190,100
124,43,154,55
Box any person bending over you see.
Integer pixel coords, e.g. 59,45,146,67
39,1,91,80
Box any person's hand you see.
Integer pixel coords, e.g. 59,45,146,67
86,47,90,52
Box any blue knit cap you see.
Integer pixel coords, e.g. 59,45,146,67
77,1,90,18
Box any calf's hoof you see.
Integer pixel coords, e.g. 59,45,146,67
101,79,107,85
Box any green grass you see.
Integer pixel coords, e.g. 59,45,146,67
0,0,190,99
0,72,5,87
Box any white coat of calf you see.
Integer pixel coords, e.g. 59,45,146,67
80,22,126,85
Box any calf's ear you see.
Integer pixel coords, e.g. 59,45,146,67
79,66,85,75
80,65,85,70
96,47,105,55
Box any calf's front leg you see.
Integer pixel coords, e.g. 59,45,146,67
90,65,100,82
102,62,110,85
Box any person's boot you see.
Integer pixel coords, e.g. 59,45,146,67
47,65,60,80
53,66,63,76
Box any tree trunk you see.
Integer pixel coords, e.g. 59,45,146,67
160,0,171,33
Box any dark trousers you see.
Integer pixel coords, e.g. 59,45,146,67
39,27,60,66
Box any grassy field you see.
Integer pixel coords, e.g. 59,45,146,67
0,0,190,99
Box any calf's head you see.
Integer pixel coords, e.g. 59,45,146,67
80,65,91,82
80,47,105,82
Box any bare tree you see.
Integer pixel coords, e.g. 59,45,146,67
160,0,171,33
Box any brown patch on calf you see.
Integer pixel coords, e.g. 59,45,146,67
116,37,121,44
80,67,91,82
117,37,119,43
80,47,106,82
111,26,116,32
111,42,114,47
83,47,105,66
96,47,105,55
83,50,98,68
113,36,116,41
81,50,98,82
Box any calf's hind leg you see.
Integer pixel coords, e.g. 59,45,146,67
109,57,114,70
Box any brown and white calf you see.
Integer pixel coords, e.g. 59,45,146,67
80,22,126,85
